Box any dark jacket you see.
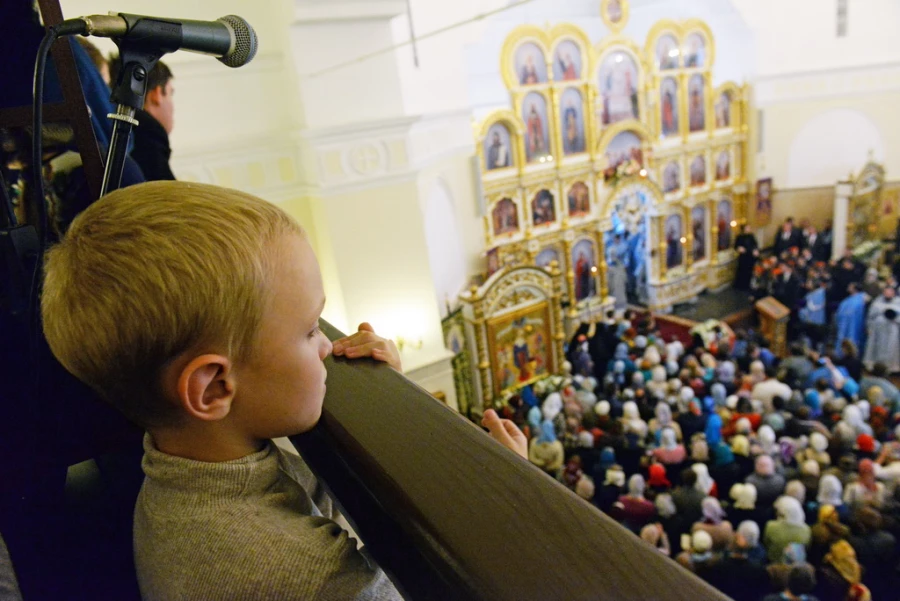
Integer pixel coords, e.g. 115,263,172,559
132,108,175,181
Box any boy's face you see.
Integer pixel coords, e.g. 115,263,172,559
231,234,332,439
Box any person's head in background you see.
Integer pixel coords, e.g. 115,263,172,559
75,36,110,85
143,61,175,134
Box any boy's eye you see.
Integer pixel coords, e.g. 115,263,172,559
308,324,321,338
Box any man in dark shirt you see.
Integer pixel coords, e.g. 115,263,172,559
132,61,176,181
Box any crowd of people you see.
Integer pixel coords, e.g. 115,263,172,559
503,244,900,600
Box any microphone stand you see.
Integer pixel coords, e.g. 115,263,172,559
101,18,181,195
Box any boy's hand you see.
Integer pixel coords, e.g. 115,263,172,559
332,322,402,371
482,409,528,459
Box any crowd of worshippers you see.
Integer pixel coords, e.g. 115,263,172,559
499,309,900,601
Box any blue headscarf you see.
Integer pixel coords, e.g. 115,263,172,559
711,442,734,466
614,343,629,361
527,406,542,431
521,385,538,408
599,446,616,469
538,420,558,444
704,413,723,446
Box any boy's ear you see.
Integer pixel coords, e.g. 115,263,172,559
145,85,161,107
175,354,236,421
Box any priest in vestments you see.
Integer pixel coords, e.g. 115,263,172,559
835,283,867,354
799,280,827,349
863,286,900,373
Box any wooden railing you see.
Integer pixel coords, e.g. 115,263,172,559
290,322,733,601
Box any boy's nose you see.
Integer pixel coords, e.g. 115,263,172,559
321,336,333,359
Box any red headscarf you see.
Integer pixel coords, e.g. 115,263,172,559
648,463,671,488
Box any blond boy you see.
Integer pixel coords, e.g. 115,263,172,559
42,181,524,600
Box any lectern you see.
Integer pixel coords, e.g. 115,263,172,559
755,296,790,358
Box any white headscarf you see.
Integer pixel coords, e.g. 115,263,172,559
736,417,752,435
595,400,611,416
655,493,677,519
542,392,562,420
604,466,625,487
731,483,757,510
623,401,639,419
758,425,777,455
629,474,646,498
738,520,760,547
655,402,672,427
842,405,865,434
810,432,828,453
775,495,806,526
692,463,715,495
702,497,726,524
857,400,871,422
660,427,678,450
817,474,843,506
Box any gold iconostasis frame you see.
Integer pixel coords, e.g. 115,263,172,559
464,8,754,409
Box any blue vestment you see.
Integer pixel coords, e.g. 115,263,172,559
835,292,866,351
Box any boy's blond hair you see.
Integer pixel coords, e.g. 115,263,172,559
42,181,303,427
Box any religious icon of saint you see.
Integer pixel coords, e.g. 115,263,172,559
716,151,731,180
486,129,510,170
661,79,679,136
526,103,547,160
520,53,540,85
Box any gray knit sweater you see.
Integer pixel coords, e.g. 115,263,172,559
134,435,402,600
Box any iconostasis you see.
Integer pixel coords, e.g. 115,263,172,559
459,2,753,411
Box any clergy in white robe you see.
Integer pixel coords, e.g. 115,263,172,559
863,287,900,373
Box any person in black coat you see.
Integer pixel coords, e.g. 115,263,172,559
773,218,803,256
804,226,829,263
131,61,177,181
733,225,759,290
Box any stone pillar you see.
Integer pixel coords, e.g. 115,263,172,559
833,180,853,260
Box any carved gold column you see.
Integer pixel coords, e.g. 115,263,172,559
467,285,491,413
549,261,566,372
596,228,608,299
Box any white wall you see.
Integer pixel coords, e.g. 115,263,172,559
732,0,900,76
786,108,885,188
420,179,467,318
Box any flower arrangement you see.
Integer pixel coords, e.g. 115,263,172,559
851,240,882,264
605,159,641,187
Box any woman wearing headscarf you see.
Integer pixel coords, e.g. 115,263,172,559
798,432,832,469
810,505,850,565
613,474,657,533
764,496,812,563
819,540,872,601
528,420,564,477
620,400,648,442
817,474,851,523
590,446,616,488
675,530,720,580
755,424,779,458
729,483,763,529
692,462,718,498
843,459,886,510
704,412,724,447
596,464,626,513
747,454,787,510
648,401,682,443
647,462,672,496
650,426,687,467
691,497,734,551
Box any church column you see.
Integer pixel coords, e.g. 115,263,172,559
657,214,667,281
833,179,853,260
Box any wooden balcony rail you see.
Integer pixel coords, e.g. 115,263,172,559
290,322,732,601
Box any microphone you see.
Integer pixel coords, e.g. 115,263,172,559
74,13,258,68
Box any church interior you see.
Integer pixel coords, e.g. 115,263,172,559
3,0,900,599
